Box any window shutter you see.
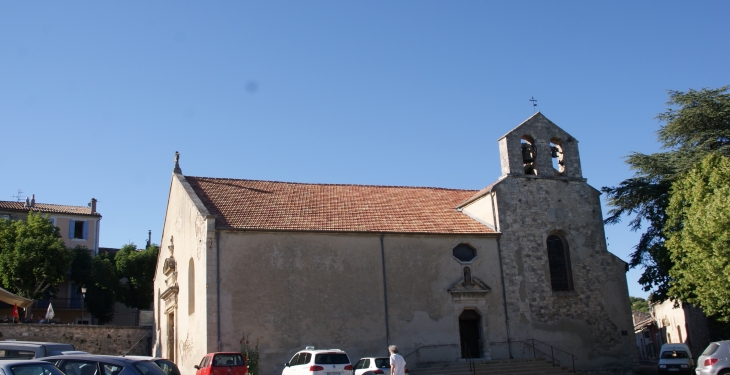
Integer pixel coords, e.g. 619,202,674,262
69,220,75,238
83,221,88,239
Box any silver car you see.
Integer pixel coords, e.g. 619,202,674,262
696,341,730,375
0,359,67,375
0,341,76,359
352,357,410,375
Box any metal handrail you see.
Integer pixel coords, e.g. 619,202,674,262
525,339,576,373
403,343,459,368
466,347,476,375
32,298,84,310
402,343,459,359
488,339,577,373
401,339,577,373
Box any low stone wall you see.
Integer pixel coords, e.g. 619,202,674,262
0,324,153,356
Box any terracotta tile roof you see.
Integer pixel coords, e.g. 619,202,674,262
185,176,496,234
0,200,99,216
633,311,655,331
632,311,651,323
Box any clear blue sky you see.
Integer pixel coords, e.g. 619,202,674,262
1,2,728,299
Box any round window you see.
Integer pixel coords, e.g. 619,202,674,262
452,244,476,262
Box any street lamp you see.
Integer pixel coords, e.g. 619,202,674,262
80,286,87,324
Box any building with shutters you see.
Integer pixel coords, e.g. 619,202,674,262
153,113,638,374
0,196,101,323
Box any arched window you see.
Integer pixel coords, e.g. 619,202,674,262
188,258,195,315
521,136,537,175
677,325,683,343
550,138,565,174
547,235,573,291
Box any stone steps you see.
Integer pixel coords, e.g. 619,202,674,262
409,359,578,375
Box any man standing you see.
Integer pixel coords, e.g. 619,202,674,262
389,345,406,375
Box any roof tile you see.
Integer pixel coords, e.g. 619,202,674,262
185,176,495,234
0,201,99,216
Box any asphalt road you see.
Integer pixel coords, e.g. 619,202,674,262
637,360,659,375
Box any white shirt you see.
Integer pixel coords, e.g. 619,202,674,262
390,353,406,375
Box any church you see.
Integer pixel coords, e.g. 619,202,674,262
153,113,637,374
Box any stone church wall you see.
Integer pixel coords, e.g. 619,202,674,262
215,230,502,375
0,324,152,356
154,174,213,372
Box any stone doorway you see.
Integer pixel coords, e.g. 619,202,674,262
167,312,175,362
459,309,482,358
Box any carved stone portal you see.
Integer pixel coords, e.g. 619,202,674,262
448,266,491,301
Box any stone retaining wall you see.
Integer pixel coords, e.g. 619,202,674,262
0,324,153,356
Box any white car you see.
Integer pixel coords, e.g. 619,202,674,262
658,343,694,374
282,347,352,375
352,357,409,375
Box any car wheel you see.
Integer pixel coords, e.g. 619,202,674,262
718,370,730,375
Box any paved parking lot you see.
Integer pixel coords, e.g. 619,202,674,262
637,360,659,375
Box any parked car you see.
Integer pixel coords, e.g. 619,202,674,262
41,354,168,375
0,341,76,360
352,357,409,375
0,359,67,375
124,357,180,375
195,353,247,375
283,347,352,375
696,340,730,375
658,343,694,375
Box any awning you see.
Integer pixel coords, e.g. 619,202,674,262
0,286,33,309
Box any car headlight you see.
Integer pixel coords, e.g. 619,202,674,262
659,365,667,368
681,364,688,368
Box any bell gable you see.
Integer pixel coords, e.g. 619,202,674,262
497,112,583,179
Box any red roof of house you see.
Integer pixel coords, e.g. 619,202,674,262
185,176,496,234
0,201,99,216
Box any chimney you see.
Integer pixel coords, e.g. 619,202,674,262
24,197,30,208
30,194,35,207
90,198,97,214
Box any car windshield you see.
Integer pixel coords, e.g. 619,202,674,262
10,364,65,375
374,359,390,368
314,354,349,365
212,355,244,367
661,350,689,359
702,343,720,356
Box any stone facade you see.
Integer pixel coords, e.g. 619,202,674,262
460,113,637,371
153,113,637,375
0,325,152,355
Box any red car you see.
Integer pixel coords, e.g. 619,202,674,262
195,352,248,375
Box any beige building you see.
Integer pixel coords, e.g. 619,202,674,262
0,196,101,323
153,113,637,374
653,299,710,358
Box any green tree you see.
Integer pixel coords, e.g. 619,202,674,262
70,247,118,324
0,212,70,316
602,86,730,300
115,243,159,310
69,246,92,286
87,253,119,324
666,154,730,320
630,296,650,313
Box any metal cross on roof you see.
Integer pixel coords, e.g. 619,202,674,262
530,97,538,113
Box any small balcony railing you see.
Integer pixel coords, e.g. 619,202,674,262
32,298,84,310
